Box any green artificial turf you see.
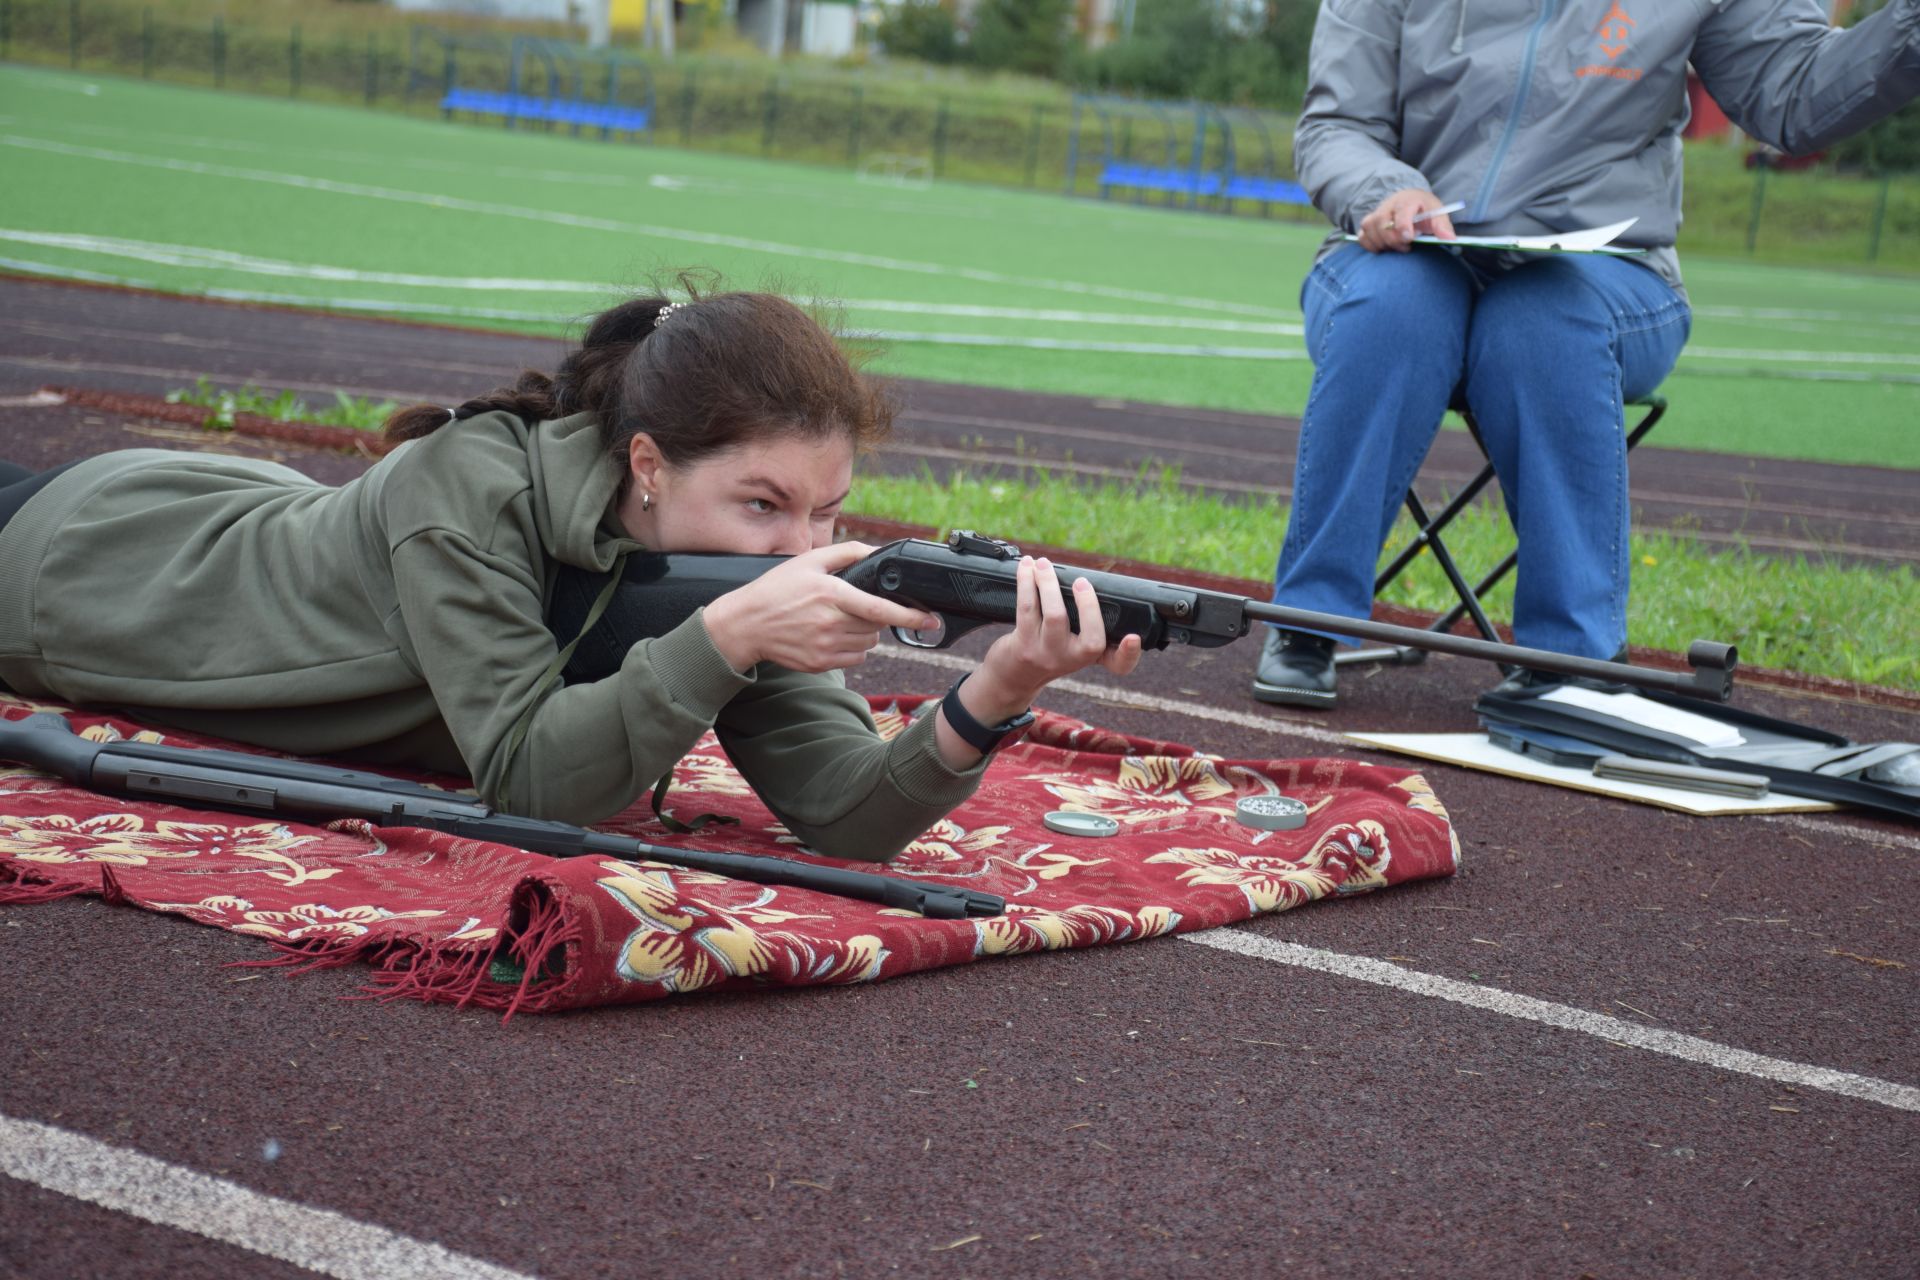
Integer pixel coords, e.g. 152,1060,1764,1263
3,66,1916,467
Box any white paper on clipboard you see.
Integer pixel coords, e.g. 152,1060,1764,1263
1536,685,1746,750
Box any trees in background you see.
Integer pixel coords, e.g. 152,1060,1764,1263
970,0,1078,78
874,0,1914,158
872,1,962,66
1070,0,1314,107
874,0,1317,107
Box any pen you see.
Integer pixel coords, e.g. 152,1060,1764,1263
1410,201,1466,225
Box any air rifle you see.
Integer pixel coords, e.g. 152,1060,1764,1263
552,530,1738,702
0,712,1007,920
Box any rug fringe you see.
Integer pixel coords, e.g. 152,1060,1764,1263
367,937,498,1009
0,864,93,906
241,935,403,976
224,876,583,1020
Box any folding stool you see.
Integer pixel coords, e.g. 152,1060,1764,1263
1335,395,1668,668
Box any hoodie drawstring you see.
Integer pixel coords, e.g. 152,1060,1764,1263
1452,0,1469,54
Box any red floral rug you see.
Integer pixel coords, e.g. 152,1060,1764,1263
0,694,1459,1014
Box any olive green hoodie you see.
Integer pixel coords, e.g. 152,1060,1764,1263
0,412,985,859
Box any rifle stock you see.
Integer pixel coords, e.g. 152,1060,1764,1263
0,713,1006,920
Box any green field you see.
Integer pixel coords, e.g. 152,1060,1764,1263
2,64,1918,468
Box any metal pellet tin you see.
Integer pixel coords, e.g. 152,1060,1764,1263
1043,810,1120,838
1234,794,1309,831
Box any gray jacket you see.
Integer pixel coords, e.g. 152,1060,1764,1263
1295,0,1920,290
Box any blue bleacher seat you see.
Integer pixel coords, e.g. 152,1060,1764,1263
1223,175,1310,205
1098,164,1310,206
440,89,650,136
1099,163,1222,198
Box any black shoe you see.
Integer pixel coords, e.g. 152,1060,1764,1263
1251,627,1338,708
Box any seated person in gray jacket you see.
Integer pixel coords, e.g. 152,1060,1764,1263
0,289,1142,861
1253,0,1920,709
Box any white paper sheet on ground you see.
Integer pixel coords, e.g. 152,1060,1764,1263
1536,685,1746,750
1344,731,1837,816
1344,217,1645,254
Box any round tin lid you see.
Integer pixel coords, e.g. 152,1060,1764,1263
1042,810,1121,838
1234,794,1309,831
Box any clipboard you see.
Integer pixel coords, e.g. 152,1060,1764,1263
1342,216,1648,255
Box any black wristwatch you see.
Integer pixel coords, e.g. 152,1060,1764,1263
940,676,1036,755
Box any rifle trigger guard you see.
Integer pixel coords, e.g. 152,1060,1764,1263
892,614,987,650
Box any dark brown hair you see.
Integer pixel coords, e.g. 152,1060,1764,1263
383,281,894,480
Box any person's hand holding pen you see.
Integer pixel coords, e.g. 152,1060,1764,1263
1358,192,1462,253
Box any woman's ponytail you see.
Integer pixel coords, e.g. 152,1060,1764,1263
379,296,670,447
552,297,670,418
376,276,891,470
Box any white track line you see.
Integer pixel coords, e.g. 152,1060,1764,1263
0,228,1307,334
0,1113,538,1280
3,261,1304,353
0,258,574,323
1763,810,1920,853
0,352,436,403
867,330,1303,358
1185,932,1920,1112
0,133,1289,319
1683,344,1920,368
1696,304,1920,329
0,229,611,292
838,300,1302,334
873,642,1366,752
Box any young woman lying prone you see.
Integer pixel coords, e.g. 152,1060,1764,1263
0,288,1140,860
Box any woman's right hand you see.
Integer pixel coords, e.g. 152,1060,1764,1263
1358,189,1457,253
701,542,938,675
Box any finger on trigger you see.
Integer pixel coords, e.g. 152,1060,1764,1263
837,580,936,632
811,540,874,572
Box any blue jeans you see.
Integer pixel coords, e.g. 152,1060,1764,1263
1272,244,1692,658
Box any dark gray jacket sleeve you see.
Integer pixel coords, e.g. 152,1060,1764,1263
1293,0,1430,232
1693,0,1920,155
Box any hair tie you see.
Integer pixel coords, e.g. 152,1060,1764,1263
656,301,682,327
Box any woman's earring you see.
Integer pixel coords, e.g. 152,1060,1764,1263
641,492,653,513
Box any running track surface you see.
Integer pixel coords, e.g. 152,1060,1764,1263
1,278,1915,1278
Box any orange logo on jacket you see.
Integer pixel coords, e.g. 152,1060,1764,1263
1579,2,1642,81
1597,2,1635,58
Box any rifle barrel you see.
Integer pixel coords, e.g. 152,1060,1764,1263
1243,602,1737,701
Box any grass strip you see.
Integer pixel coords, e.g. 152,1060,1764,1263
165,378,402,433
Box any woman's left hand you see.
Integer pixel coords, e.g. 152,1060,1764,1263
949,556,1144,737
